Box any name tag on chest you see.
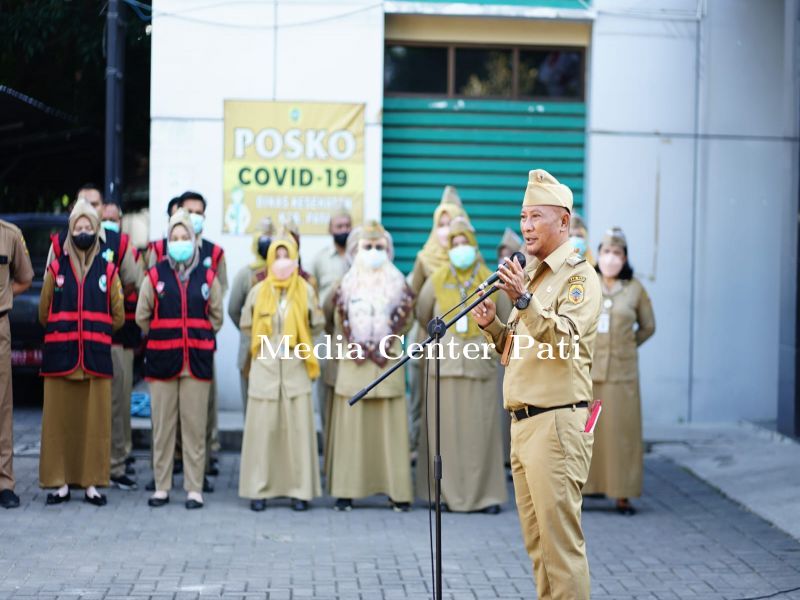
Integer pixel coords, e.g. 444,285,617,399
598,312,610,334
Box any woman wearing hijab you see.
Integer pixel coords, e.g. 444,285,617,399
38,199,125,506
238,234,324,512
583,227,656,515
228,219,274,412
136,209,224,510
415,218,511,513
408,186,467,455
325,221,415,512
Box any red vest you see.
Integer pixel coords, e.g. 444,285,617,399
144,262,216,381
41,253,117,378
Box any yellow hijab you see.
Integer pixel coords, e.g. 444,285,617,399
250,237,320,379
429,222,491,339
416,202,467,277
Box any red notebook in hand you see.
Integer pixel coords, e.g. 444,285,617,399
584,400,602,433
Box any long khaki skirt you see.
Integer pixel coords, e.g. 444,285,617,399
239,391,321,501
416,376,507,512
327,393,412,502
583,379,643,498
40,376,111,489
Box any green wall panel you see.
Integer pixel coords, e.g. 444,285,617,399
382,97,586,273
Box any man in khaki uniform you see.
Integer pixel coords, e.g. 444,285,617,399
472,169,601,600
0,220,34,509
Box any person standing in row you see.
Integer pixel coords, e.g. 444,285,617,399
101,201,143,491
0,219,34,509
326,221,415,512
136,209,223,510
415,218,510,513
569,213,596,266
472,169,601,599
147,192,226,489
407,187,466,456
38,200,125,507
238,234,323,512
309,210,352,468
228,219,274,412
583,227,655,515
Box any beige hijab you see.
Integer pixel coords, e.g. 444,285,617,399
64,199,102,281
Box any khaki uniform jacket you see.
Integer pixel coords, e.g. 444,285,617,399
239,279,324,401
0,220,34,312
481,240,601,410
592,278,655,383
310,245,348,307
415,273,512,381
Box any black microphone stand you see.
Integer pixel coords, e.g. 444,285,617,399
349,285,502,600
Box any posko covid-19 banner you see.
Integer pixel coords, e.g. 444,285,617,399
223,100,365,235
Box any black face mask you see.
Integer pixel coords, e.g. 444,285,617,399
257,236,271,259
72,232,96,251
333,232,350,248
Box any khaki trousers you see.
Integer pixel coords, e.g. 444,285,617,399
510,406,593,600
110,346,134,477
151,377,210,493
0,316,13,490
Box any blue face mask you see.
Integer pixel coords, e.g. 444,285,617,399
449,245,477,270
168,240,194,263
189,213,205,234
101,220,120,234
570,236,587,257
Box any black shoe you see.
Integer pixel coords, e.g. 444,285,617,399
125,463,136,476
482,504,501,515
250,499,267,512
203,477,214,493
291,498,309,512
584,493,606,499
45,490,71,505
148,495,169,507
145,478,156,492
391,501,411,513
110,474,138,491
0,489,20,509
84,492,107,506
333,498,352,512
174,459,183,474
125,455,136,466
206,464,220,476
185,499,204,510
616,501,637,516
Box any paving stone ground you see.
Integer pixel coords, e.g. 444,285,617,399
3,407,800,600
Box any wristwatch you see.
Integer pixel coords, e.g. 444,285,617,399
515,292,532,310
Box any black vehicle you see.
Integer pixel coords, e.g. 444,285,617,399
2,213,67,379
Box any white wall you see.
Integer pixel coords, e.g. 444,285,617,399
150,0,385,409
588,0,798,423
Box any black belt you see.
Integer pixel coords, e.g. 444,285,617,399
0,310,8,319
511,401,588,422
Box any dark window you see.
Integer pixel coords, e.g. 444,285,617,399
454,48,513,98
518,50,583,99
384,46,448,94
384,43,585,100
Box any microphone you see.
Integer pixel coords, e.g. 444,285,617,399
479,251,527,290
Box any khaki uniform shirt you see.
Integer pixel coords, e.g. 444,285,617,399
310,244,348,307
239,280,323,400
481,240,601,410
0,220,34,313
592,277,655,383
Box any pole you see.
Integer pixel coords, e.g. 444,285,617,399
105,0,124,205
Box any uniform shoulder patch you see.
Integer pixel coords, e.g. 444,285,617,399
568,274,586,284
568,283,585,304
566,254,586,267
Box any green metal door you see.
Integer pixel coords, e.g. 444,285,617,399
381,97,586,273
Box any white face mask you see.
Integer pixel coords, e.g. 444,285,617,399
358,248,388,270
